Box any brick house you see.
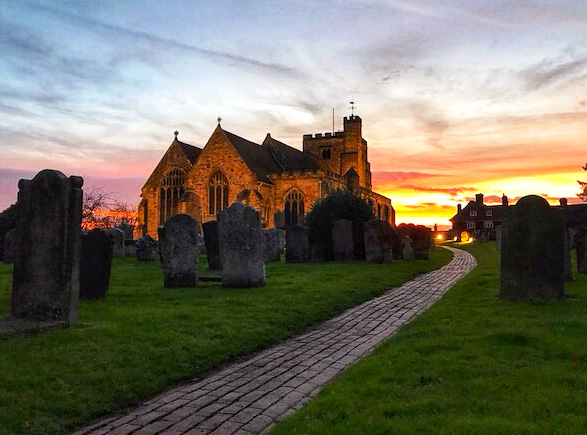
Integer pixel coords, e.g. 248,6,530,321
137,116,394,238
450,193,508,240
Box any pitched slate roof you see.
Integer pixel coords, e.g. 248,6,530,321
262,134,321,172
176,139,202,164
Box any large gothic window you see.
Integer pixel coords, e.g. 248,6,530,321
284,189,305,227
159,168,186,225
209,171,229,215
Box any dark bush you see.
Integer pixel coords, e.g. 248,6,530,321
306,189,373,260
0,203,18,260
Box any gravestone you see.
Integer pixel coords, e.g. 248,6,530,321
277,229,286,253
413,225,431,260
495,226,502,250
389,225,402,259
575,227,587,274
103,228,124,257
3,229,16,263
202,220,222,270
309,239,326,262
563,228,573,281
116,223,134,240
274,211,286,229
263,229,281,262
363,219,392,263
217,203,265,287
11,170,83,324
136,235,156,261
332,219,354,261
402,236,415,260
286,226,309,263
499,195,565,301
80,229,113,299
161,214,199,288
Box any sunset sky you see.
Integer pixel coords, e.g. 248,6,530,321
1,0,587,228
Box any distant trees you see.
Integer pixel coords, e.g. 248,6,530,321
81,188,137,230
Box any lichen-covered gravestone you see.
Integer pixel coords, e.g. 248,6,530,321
332,219,354,261
11,169,83,324
363,219,392,263
286,226,309,263
103,228,124,257
3,228,16,263
263,228,281,262
202,220,222,270
217,203,265,287
80,228,113,299
574,227,587,274
499,195,565,301
161,214,199,288
136,235,157,261
402,236,415,260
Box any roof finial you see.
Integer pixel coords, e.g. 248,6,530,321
174,130,179,138
217,116,222,126
349,101,356,117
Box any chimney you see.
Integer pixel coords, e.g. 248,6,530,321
457,204,462,213
502,194,508,206
560,198,568,206
475,193,484,204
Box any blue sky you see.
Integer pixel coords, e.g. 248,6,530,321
1,0,587,225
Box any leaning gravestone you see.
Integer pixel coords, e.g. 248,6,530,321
264,228,281,262
136,235,157,261
103,228,124,257
80,229,113,299
332,219,354,261
217,203,265,287
161,214,199,288
575,227,587,274
286,226,309,263
11,170,83,324
499,195,565,301
363,219,392,263
202,220,222,270
402,236,415,260
3,228,16,263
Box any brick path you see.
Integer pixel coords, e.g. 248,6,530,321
75,246,476,435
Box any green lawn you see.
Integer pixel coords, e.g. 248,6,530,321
0,250,450,434
271,242,587,435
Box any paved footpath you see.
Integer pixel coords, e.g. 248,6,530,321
76,246,476,435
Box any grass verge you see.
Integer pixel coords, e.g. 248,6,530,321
271,242,587,435
0,249,450,434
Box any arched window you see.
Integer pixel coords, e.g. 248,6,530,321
284,189,305,227
159,168,186,225
209,171,229,215
321,148,331,159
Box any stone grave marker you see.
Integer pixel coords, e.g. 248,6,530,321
499,195,565,301
363,219,392,263
3,228,16,263
286,226,309,263
136,235,157,261
116,223,134,240
264,228,281,262
103,228,124,257
574,227,587,274
11,170,83,325
402,236,415,260
80,228,113,299
217,203,265,287
332,219,354,261
202,220,222,270
161,214,199,288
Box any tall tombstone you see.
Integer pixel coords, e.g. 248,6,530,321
263,229,281,262
363,219,392,264
80,229,113,299
3,228,16,263
286,226,309,263
402,236,415,260
11,170,83,324
217,203,265,287
388,225,402,260
161,214,199,288
574,227,587,274
413,225,431,260
332,219,354,261
277,229,286,253
103,228,124,257
499,195,565,301
136,235,156,261
202,220,222,270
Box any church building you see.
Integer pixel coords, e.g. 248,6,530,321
136,115,394,238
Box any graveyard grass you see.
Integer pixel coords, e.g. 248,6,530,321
0,250,450,434
271,242,587,435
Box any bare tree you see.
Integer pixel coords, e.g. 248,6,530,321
81,188,137,229
579,161,587,201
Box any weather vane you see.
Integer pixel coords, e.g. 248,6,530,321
217,116,222,125
349,101,356,117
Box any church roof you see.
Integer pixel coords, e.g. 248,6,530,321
176,139,202,164
262,134,321,172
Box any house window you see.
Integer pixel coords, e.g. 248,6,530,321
486,210,492,216
470,210,477,217
321,148,331,159
484,221,494,229
159,168,186,225
284,189,305,227
208,171,229,215
467,221,476,229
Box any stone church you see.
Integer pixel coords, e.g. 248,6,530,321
137,115,394,239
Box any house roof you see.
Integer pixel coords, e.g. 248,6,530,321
450,201,506,222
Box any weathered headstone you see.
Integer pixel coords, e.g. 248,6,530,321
3,228,16,263
263,228,281,262
402,236,415,260
202,220,222,270
363,219,392,263
499,195,565,301
161,214,199,288
574,227,587,274
115,223,135,240
103,228,124,257
495,226,502,250
217,203,265,287
286,226,309,263
136,235,156,261
11,170,83,324
389,225,402,259
413,225,432,260
277,229,286,253
80,229,113,299
332,219,354,261
274,211,286,229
